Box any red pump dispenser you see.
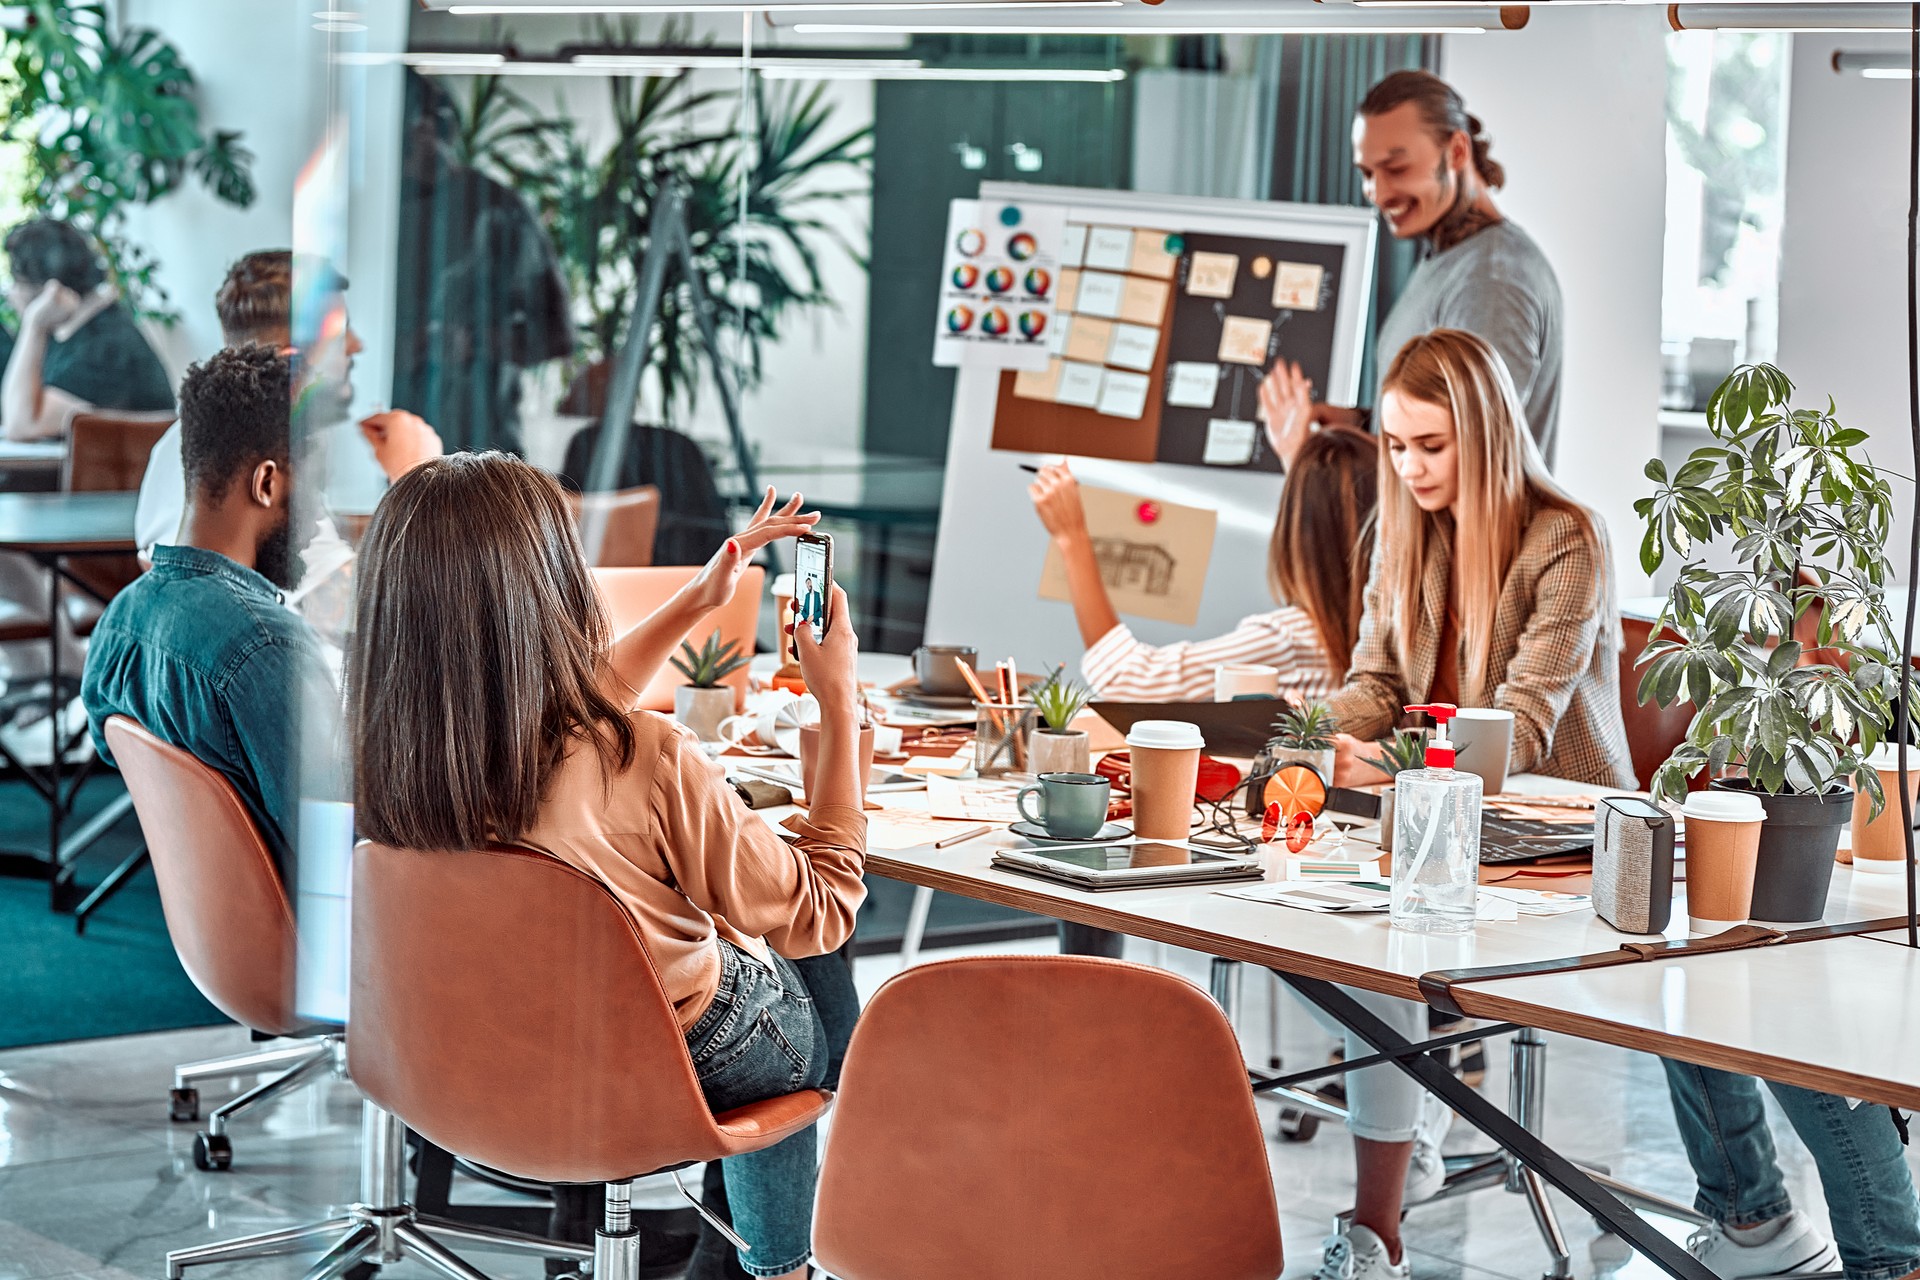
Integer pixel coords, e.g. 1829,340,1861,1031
1404,703,1458,769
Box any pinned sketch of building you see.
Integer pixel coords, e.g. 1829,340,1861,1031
1091,539,1176,597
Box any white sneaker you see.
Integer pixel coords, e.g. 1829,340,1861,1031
1315,1224,1411,1280
1403,1092,1454,1206
1687,1211,1841,1277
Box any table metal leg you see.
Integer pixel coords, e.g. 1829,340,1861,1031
1281,974,1717,1280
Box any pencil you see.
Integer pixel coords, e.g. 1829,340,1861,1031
934,823,995,849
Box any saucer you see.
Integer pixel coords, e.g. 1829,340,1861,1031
1010,820,1133,846
894,682,976,709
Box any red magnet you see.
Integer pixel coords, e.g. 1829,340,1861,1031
1136,500,1161,524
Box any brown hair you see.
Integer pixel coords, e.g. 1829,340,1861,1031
1268,425,1378,673
1358,70,1505,190
346,452,636,851
1375,329,1607,700
214,251,348,348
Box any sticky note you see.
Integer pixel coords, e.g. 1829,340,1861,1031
1106,322,1160,372
1060,223,1089,269
1065,315,1114,363
1167,361,1220,408
1058,361,1104,408
1084,226,1134,271
1130,229,1178,279
1076,271,1126,319
1057,268,1081,313
1119,276,1170,325
1097,369,1151,420
1187,251,1239,299
1014,358,1063,402
1048,322,1070,356
1218,315,1274,365
1203,419,1258,465
1274,262,1326,311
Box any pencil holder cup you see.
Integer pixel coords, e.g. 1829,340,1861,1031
974,702,1037,778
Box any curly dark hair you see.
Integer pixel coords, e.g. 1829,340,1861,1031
179,344,292,505
4,219,105,292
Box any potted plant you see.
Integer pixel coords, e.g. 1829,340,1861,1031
1263,703,1341,790
1030,668,1094,775
1360,728,1430,854
1636,362,1903,922
670,629,750,743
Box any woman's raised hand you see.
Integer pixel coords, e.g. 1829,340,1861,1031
684,486,820,615
1027,461,1090,544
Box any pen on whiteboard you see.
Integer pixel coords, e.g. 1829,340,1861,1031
934,823,995,849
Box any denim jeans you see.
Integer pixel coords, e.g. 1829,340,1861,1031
1663,1059,1920,1280
1297,985,1428,1143
683,940,859,1277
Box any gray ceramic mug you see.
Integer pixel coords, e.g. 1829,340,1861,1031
1016,772,1111,840
913,644,979,697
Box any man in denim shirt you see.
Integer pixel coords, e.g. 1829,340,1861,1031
82,346,331,877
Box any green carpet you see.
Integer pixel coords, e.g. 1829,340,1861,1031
0,773,224,1049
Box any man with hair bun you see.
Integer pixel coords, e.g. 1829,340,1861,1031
1262,68,1566,469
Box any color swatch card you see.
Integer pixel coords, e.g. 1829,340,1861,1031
934,198,1066,371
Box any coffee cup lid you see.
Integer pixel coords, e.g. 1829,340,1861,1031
1126,719,1205,750
1865,743,1919,772
1682,791,1766,823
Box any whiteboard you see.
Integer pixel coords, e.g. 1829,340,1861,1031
925,182,1376,673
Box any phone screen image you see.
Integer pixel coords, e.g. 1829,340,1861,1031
794,538,831,633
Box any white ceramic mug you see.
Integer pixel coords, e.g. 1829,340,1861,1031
871,723,905,757
1214,663,1280,703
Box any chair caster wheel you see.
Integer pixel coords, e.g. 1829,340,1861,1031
169,1087,199,1122
192,1132,232,1171
343,1264,380,1280
1276,1107,1321,1142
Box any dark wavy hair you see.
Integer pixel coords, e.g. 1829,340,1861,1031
346,452,637,852
1358,70,1505,190
178,345,291,504
4,219,105,292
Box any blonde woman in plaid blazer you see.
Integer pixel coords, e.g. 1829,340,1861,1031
1268,329,1632,1279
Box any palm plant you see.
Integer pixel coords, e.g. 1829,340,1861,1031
452,56,871,425
1,0,254,320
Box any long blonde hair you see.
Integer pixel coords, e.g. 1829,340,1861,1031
1377,329,1610,701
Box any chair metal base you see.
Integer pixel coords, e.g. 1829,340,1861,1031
171,1035,345,1171
166,1103,592,1280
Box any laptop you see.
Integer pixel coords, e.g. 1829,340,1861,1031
1091,698,1289,758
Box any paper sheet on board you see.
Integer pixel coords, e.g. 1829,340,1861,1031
1038,483,1217,626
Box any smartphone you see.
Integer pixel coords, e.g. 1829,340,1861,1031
794,532,834,635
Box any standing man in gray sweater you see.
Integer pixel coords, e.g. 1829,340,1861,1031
1262,69,1564,468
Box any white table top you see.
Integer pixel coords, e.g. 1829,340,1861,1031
789,770,1920,1107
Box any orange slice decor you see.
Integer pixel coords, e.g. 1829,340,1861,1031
1263,762,1328,821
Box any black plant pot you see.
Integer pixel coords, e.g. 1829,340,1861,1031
1709,779,1852,924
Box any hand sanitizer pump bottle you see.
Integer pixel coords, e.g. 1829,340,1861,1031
1392,703,1482,933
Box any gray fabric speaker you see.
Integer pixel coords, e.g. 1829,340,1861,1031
1593,795,1675,935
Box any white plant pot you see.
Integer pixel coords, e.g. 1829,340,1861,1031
675,685,734,743
1029,728,1092,776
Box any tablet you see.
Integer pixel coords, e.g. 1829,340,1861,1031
991,840,1266,892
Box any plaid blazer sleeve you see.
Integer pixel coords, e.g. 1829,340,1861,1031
1491,508,1609,776
1328,537,1406,741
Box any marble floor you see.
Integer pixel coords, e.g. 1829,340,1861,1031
0,936,1890,1280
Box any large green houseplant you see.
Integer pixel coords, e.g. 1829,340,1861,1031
1635,362,1903,920
452,52,871,426
1,0,255,321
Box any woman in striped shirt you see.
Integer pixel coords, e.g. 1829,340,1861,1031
1027,425,1378,703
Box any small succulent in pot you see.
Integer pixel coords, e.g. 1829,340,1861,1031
672,629,749,742
1360,727,1428,853
1029,665,1094,775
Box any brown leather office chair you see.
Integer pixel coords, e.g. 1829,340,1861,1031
344,840,832,1280
1619,615,1700,791
63,410,173,616
102,716,343,1173
814,954,1285,1280
568,484,661,568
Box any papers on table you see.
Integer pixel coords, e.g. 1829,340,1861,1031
927,776,1023,823
1218,881,1593,920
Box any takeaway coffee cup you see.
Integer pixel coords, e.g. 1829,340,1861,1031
1125,720,1205,841
1450,708,1514,793
1850,743,1920,872
1016,772,1112,841
912,645,978,697
1213,663,1281,703
1682,790,1767,934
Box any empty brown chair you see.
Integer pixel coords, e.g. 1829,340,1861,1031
814,954,1285,1280
347,840,832,1279
568,484,661,568
102,716,341,1173
63,410,174,616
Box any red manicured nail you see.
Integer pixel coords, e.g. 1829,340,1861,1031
785,623,795,635
726,539,738,555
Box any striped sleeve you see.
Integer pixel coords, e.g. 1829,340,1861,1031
1079,607,1338,703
